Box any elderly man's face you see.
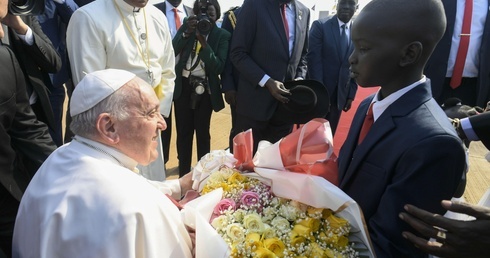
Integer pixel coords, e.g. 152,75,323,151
115,79,165,165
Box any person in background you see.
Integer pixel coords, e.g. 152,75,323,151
337,0,467,256
424,0,490,108
12,69,194,258
172,0,230,176
220,6,240,151
306,0,358,135
0,1,57,256
154,0,193,170
67,0,175,181
37,0,79,146
230,0,310,153
1,13,62,146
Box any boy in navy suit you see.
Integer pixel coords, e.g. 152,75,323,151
337,0,467,256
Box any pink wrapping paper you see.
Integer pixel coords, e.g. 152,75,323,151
232,118,339,185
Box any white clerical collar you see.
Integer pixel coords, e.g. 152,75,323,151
117,0,143,13
73,135,139,172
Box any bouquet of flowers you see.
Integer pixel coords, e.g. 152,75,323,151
181,119,374,258
201,166,358,257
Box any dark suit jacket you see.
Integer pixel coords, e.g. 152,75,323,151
154,1,193,17
6,16,62,130
338,82,466,257
425,0,490,107
220,7,241,93
230,0,310,121
0,45,56,201
172,21,231,112
307,15,357,111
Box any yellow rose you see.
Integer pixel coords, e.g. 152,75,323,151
335,235,349,248
245,233,263,249
243,213,265,233
289,231,307,247
228,172,246,183
292,224,311,238
308,242,324,257
263,238,285,257
254,247,276,258
297,217,321,232
326,214,349,232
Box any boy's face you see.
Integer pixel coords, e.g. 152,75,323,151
348,13,402,88
336,0,358,23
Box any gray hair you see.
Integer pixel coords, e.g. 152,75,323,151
70,85,132,138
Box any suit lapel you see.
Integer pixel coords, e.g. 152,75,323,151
339,82,434,188
290,1,303,58
267,0,289,53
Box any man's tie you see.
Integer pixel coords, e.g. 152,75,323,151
358,103,374,145
340,24,348,57
281,4,289,41
450,0,473,89
173,8,182,30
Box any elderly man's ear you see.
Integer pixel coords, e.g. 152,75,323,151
96,113,120,145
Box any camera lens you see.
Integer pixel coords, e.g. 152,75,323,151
197,18,212,35
9,0,45,16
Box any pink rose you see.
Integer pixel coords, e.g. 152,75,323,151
213,198,236,215
240,191,260,208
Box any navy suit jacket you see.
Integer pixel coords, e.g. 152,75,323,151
230,0,309,121
425,0,490,107
338,82,466,257
221,7,241,93
307,15,357,111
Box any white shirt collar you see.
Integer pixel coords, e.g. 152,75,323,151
337,18,352,29
115,0,143,13
371,76,427,121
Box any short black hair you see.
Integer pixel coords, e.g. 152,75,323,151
192,0,221,20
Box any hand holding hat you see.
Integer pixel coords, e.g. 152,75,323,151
272,80,330,124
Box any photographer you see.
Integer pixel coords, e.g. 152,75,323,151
172,0,230,177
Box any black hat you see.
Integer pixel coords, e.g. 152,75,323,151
272,80,329,124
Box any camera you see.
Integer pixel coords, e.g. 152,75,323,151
196,0,212,36
9,0,45,16
189,76,206,110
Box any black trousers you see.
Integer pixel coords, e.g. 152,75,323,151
174,77,213,177
234,113,292,154
160,109,172,165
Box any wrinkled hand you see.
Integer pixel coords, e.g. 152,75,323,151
399,201,490,258
265,79,291,103
343,99,353,112
224,90,236,106
2,14,28,35
179,171,194,194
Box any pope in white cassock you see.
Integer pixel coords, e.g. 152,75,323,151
12,69,193,258
67,0,176,181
